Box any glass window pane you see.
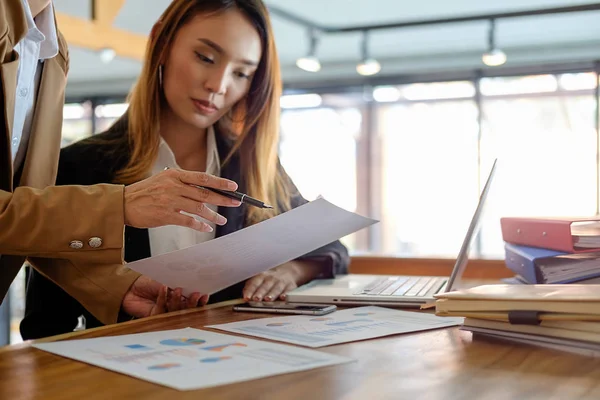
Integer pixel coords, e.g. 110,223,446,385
95,103,129,133
558,72,598,91
8,268,26,344
279,107,361,252
480,74,559,96
373,81,475,103
479,93,597,258
378,99,479,257
61,101,93,147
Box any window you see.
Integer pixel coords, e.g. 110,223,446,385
376,82,479,257
61,101,93,147
479,74,598,258
95,103,129,133
55,71,600,261
279,94,363,251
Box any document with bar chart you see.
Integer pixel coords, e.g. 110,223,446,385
32,328,353,391
207,306,463,348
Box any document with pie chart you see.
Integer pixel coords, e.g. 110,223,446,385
32,328,353,391
208,306,464,347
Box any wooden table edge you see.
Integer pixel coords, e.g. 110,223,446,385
0,298,246,353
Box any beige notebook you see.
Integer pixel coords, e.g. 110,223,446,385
434,284,600,316
437,311,600,322
463,318,600,343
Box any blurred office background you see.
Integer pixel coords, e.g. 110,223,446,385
4,0,600,344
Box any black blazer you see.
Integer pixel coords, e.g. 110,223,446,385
20,117,349,340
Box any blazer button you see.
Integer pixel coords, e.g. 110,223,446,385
88,237,103,248
69,240,84,249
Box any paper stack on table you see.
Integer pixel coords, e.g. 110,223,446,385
127,198,377,296
434,284,600,356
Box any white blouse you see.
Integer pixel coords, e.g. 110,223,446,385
148,126,221,256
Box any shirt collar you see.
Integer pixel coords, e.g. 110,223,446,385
156,126,221,176
20,0,59,60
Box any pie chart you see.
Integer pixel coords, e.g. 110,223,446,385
159,338,206,346
148,363,180,370
266,323,291,327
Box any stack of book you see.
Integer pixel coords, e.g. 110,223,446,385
434,284,600,356
500,217,600,284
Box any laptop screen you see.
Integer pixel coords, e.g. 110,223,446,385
444,159,498,292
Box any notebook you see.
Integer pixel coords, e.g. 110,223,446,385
434,284,600,316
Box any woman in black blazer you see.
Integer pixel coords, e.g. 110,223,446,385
20,0,349,340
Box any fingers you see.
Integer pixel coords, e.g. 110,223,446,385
199,294,210,306
166,287,184,312
180,184,241,209
279,282,298,301
249,276,278,302
177,169,238,191
187,292,202,308
263,280,287,302
151,286,168,316
176,196,227,226
243,276,264,301
170,212,214,232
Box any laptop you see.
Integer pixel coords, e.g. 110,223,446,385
286,159,498,307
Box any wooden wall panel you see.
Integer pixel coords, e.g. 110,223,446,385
349,256,511,279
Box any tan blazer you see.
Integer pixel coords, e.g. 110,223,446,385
0,1,140,325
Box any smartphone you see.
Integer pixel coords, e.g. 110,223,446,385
233,301,336,315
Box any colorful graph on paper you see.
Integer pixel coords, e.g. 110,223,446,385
207,306,464,348
32,328,353,391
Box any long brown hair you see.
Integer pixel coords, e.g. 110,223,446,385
116,0,289,224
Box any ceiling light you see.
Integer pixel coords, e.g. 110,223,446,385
98,47,116,64
296,30,321,72
357,31,380,76
482,49,507,67
280,94,322,109
357,59,381,76
296,56,321,72
373,86,401,102
482,19,506,67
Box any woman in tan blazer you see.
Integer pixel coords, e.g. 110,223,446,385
0,0,242,326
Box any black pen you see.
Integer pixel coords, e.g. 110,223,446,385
199,186,273,209
164,167,273,209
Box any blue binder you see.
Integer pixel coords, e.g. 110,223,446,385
503,242,600,284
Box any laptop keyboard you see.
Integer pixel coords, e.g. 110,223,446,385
354,277,445,297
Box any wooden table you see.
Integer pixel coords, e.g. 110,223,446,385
1,299,600,400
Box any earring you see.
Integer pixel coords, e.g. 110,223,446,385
158,64,163,87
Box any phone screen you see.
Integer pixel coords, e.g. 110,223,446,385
244,302,328,311
233,301,336,315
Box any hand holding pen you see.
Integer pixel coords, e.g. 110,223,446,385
123,167,242,233
163,166,272,210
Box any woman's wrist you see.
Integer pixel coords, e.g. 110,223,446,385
282,260,324,285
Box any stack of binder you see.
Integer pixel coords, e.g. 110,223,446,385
500,217,600,284
434,284,600,356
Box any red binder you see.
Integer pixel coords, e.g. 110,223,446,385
500,217,600,253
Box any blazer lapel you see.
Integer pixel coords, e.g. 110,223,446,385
0,59,18,190
215,133,246,237
18,57,66,188
1,0,28,190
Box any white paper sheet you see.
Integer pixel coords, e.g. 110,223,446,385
207,306,464,348
33,328,353,391
127,198,377,296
